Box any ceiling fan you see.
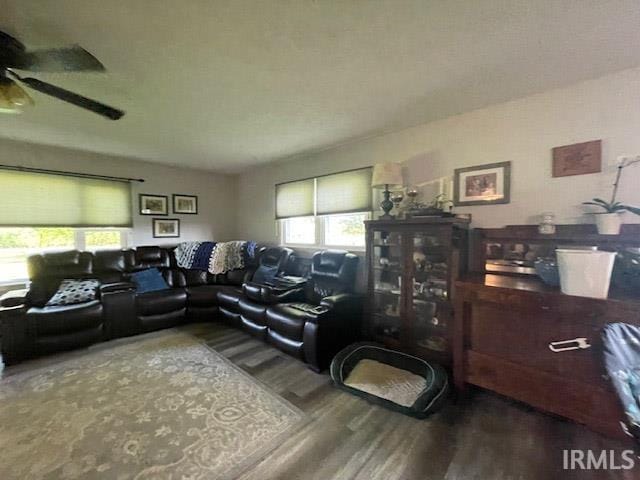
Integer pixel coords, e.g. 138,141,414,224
0,30,124,120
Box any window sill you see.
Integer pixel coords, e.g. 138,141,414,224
0,280,28,291
281,244,366,255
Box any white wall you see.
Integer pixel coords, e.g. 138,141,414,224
237,67,640,244
0,139,237,246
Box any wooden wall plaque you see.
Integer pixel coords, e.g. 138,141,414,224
552,140,601,177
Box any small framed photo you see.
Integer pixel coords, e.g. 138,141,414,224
153,218,180,238
454,161,511,206
172,194,198,214
139,194,168,215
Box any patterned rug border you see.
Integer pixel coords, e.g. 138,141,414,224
1,328,310,480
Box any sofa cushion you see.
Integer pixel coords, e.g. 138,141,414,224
183,269,209,286
186,285,229,307
217,287,243,309
135,246,171,269
162,269,186,288
266,330,305,360
28,300,103,335
131,268,169,294
136,289,187,316
239,298,267,324
265,304,310,340
28,250,93,280
46,279,100,307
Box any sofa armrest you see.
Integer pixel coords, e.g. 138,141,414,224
264,286,305,303
242,281,305,304
0,304,27,317
0,303,29,365
0,288,29,308
99,282,136,295
320,292,363,311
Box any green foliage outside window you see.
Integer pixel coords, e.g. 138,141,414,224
85,231,121,248
0,228,74,248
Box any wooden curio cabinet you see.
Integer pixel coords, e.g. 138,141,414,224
364,217,469,366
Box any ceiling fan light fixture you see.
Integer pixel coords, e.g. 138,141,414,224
6,80,34,107
0,77,33,113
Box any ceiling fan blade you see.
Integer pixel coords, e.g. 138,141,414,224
18,76,124,120
10,46,106,72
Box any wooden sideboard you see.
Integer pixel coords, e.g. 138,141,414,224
453,274,640,439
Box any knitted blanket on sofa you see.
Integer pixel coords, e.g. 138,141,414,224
175,241,257,274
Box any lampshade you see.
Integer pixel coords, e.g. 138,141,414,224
0,78,34,114
371,162,403,188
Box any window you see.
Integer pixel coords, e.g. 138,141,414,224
0,227,128,284
277,168,372,249
282,216,316,245
323,212,368,247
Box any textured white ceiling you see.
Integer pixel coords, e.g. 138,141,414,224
1,0,640,173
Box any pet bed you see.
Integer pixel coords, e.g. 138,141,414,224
330,342,449,418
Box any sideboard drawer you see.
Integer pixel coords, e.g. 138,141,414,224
472,289,608,323
466,351,624,439
468,302,608,385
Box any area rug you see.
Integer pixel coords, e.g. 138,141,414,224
0,331,305,480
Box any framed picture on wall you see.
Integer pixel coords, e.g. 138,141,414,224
152,218,180,238
552,140,601,177
453,161,511,206
139,194,168,215
172,194,198,214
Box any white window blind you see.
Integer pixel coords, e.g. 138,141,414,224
0,170,132,227
275,168,373,219
275,178,314,219
316,168,372,216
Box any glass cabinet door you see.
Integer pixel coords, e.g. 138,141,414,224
406,230,450,356
369,229,404,343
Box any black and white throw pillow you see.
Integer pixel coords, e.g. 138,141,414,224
46,279,101,307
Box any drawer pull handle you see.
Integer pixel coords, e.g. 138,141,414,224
548,338,591,353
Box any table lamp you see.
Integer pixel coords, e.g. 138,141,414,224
371,162,403,219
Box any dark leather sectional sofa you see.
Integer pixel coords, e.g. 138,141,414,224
0,245,362,371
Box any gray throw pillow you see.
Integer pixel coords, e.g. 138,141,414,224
46,279,101,307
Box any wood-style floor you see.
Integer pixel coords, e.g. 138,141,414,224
2,323,636,480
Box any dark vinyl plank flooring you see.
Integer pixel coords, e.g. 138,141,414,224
2,322,635,480
185,323,635,480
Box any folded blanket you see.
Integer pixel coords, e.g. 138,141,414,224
209,241,246,275
192,242,216,271
246,240,258,260
175,240,256,275
175,242,201,268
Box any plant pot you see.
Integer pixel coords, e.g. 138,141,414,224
556,249,616,299
595,213,622,235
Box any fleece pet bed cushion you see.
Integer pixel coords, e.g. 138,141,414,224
330,342,449,418
46,279,100,306
130,268,169,294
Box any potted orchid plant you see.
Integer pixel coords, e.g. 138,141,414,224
583,157,640,234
